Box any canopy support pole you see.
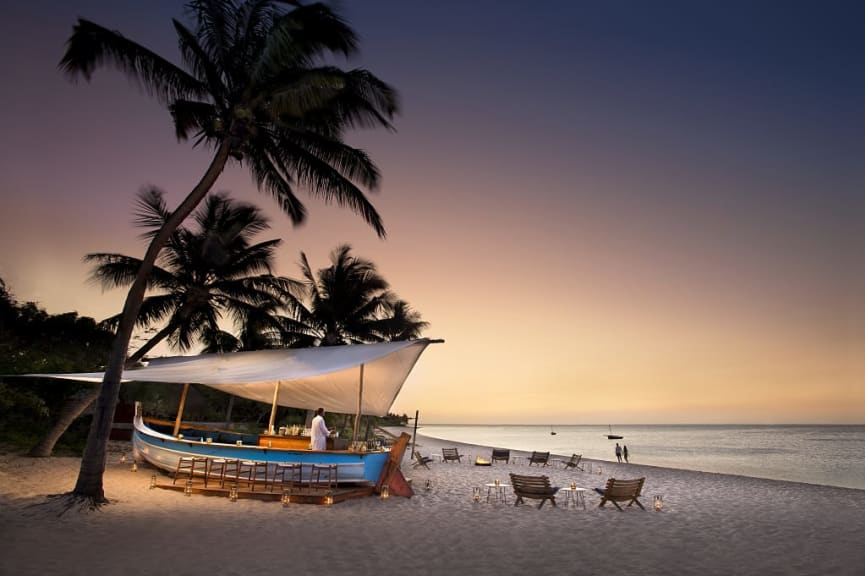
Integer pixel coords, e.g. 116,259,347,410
267,381,280,434
352,364,364,444
172,383,190,437
411,409,419,457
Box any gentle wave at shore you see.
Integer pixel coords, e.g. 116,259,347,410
414,424,865,490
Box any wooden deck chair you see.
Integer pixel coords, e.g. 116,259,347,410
595,477,646,511
557,453,584,471
441,447,463,463
412,451,433,469
528,451,550,466
509,473,559,509
491,448,510,464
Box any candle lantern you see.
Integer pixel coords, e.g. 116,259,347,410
494,479,500,487
131,462,138,472
570,481,577,490
184,479,193,496
149,474,157,489
654,495,664,511
380,484,390,499
229,484,239,501
472,487,481,503
425,479,432,491
324,490,334,506
281,490,291,507
120,454,127,464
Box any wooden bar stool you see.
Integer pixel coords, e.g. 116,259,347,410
173,456,208,485
204,458,228,488
310,464,338,490
218,459,242,488
238,460,269,491
271,463,303,492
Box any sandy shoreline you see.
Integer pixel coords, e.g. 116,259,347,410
1,433,863,576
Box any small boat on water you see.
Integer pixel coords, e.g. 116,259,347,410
606,424,623,439
550,425,557,436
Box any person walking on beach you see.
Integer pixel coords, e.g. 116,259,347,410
615,442,623,463
623,445,629,463
310,407,331,451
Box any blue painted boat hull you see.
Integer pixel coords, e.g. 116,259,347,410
132,409,390,484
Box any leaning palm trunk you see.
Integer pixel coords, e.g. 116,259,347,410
71,143,231,504
30,323,173,458
28,386,99,458
27,326,173,458
126,323,175,366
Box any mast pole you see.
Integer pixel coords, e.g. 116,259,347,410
267,381,281,434
352,364,365,445
172,383,190,436
411,409,419,457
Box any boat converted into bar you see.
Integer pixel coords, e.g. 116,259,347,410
38,339,442,499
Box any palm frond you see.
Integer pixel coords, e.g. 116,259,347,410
264,129,385,236
183,1,237,76
132,187,172,239
59,19,206,105
135,294,179,328
269,67,398,131
328,68,400,130
246,145,307,224
258,2,358,74
170,99,219,141
267,68,348,119
172,18,231,107
84,253,144,289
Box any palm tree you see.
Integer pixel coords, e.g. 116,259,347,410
90,188,302,363
284,244,428,347
31,189,301,458
59,1,397,505
374,299,429,342
280,244,428,442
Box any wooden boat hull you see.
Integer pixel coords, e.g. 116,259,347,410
132,407,390,484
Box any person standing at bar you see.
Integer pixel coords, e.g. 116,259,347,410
310,407,331,450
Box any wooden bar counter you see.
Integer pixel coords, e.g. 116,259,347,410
258,434,335,450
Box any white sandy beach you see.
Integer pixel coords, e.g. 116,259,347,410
1,432,863,576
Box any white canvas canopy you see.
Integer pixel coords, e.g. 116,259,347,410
34,339,440,417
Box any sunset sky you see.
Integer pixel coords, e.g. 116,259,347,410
1,1,863,425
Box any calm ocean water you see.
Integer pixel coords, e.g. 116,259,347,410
417,424,865,491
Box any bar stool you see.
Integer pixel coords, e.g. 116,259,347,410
173,456,208,485
271,463,303,492
310,464,338,490
238,460,269,491
204,458,229,488
218,459,242,488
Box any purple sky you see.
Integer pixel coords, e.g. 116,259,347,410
1,1,863,424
